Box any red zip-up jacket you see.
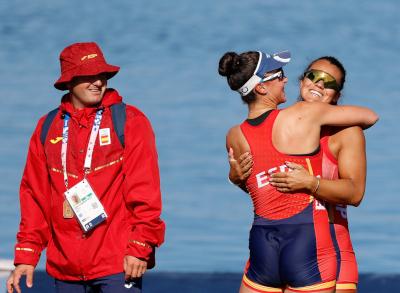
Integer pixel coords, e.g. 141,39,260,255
14,89,165,280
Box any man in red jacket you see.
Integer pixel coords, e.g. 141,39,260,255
7,42,165,293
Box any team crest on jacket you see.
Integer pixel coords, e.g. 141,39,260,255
99,128,111,146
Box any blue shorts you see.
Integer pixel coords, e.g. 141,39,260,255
55,273,142,293
244,222,337,291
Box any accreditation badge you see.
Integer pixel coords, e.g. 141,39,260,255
64,179,107,232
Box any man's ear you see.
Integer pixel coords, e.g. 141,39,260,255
254,83,268,95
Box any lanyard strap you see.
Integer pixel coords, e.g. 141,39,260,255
61,114,70,189
61,109,104,189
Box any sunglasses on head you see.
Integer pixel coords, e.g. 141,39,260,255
261,69,285,82
303,69,340,91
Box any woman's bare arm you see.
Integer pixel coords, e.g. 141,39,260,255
226,126,251,192
315,102,379,129
269,127,367,206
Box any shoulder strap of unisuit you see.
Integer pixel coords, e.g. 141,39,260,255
40,103,127,147
110,102,126,148
40,107,59,145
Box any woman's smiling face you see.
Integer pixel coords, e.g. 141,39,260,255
300,59,343,105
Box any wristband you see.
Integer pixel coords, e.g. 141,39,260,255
312,177,320,195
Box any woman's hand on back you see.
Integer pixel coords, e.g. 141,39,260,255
228,148,253,186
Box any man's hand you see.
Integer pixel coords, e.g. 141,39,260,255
228,148,253,185
123,255,147,280
6,264,35,293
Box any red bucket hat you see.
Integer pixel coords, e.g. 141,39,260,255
54,42,120,91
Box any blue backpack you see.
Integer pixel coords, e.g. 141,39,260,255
40,102,126,147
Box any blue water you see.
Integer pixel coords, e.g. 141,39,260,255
0,0,399,276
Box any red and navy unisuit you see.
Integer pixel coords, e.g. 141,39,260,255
240,110,337,291
321,135,358,288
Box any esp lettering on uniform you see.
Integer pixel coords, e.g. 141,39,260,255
256,164,290,188
335,204,347,219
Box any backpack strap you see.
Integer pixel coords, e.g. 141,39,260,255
40,104,126,148
110,102,126,148
40,108,59,145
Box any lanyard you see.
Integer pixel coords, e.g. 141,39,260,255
61,109,104,189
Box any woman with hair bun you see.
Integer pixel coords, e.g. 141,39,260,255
219,50,378,293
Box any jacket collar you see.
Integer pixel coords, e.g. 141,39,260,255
60,88,123,116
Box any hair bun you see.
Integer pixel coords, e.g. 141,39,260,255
218,52,240,77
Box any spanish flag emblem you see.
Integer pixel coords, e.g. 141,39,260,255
99,128,111,146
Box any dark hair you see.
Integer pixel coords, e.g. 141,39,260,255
301,56,346,91
218,51,259,104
